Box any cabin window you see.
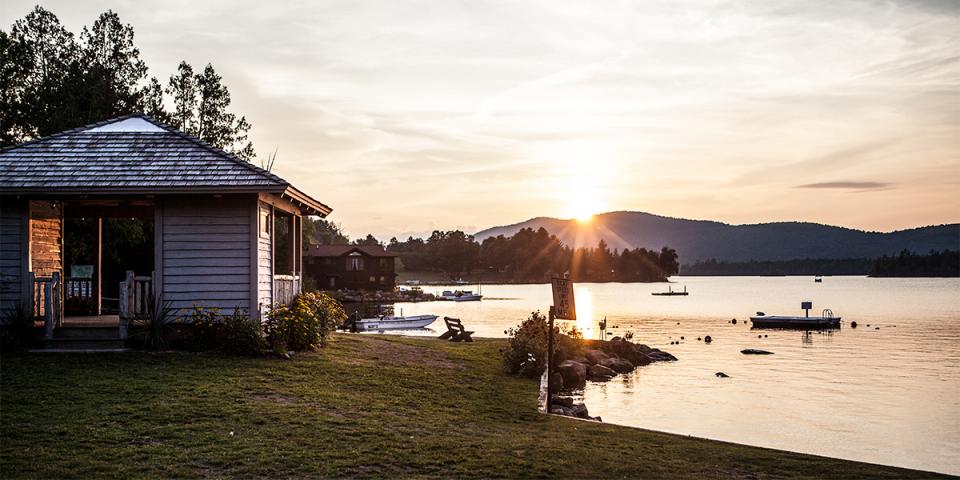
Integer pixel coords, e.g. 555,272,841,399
369,276,376,283
379,276,385,284
328,277,336,288
273,211,297,275
347,257,363,271
260,209,271,237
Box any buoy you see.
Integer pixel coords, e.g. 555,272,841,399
732,319,737,324
851,321,858,328
764,335,768,338
680,336,685,340
704,335,712,343
758,335,762,338
875,327,880,330
697,337,702,341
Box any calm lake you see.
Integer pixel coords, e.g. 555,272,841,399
393,276,960,475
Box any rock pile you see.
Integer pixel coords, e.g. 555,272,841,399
553,337,677,390
550,395,601,421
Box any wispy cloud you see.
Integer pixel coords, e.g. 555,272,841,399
796,181,892,190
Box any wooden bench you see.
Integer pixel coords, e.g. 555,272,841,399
438,316,474,342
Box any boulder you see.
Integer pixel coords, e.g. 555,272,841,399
647,349,678,362
600,356,635,373
570,403,590,418
557,360,587,389
741,349,773,355
549,372,564,394
584,349,609,365
588,364,617,381
551,395,575,408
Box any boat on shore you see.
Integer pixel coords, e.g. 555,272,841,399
351,314,439,331
751,302,841,329
439,290,483,301
652,285,688,296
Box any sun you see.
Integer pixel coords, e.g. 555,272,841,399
565,186,603,223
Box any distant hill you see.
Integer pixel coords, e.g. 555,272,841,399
474,212,960,263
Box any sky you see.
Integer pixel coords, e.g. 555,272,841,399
3,0,959,239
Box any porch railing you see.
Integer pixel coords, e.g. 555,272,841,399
118,270,152,340
274,274,301,305
65,277,93,301
30,272,62,339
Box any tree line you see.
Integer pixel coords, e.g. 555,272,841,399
682,249,959,277
1,6,253,159
306,221,679,282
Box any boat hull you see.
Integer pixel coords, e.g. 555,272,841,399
750,316,841,329
357,315,439,331
652,292,689,296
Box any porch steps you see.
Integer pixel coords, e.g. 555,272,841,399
33,327,128,352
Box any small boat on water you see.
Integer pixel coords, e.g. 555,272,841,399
439,290,483,301
751,302,841,329
652,285,688,296
352,314,439,331
814,275,823,283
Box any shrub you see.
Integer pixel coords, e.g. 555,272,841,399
183,306,221,351
134,289,175,350
0,303,37,351
502,310,584,378
218,308,264,356
264,291,346,354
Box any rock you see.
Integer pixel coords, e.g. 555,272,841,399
697,337,702,341
680,336,685,340
715,372,730,378
549,372,564,394
551,395,575,408
647,350,677,362
851,321,858,328
588,364,617,381
704,336,712,343
584,349,609,365
758,335,762,338
604,337,652,366
551,407,566,415
557,360,587,389
731,319,737,324
741,349,774,355
570,403,590,418
600,356,635,373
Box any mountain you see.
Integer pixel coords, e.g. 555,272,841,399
474,212,960,263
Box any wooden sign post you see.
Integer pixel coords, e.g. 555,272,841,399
547,277,576,413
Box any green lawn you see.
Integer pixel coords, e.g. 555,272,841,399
0,335,950,479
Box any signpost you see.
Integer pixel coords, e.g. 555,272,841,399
546,277,577,413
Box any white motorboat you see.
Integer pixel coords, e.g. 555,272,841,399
354,314,439,331
750,302,841,329
439,290,483,302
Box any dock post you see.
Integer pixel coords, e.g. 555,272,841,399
546,305,555,414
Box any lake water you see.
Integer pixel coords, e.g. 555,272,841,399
392,276,960,475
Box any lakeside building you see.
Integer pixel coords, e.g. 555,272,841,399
303,245,397,291
0,114,331,340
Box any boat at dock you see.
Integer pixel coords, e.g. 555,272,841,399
751,302,841,329
439,290,483,301
352,314,439,331
652,285,688,296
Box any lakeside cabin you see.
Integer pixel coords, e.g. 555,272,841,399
0,114,331,341
304,244,398,291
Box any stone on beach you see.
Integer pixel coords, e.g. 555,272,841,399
584,349,610,365
588,364,617,381
600,357,635,373
557,360,587,389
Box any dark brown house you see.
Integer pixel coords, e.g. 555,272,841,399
304,245,397,291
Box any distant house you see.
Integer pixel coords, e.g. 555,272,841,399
304,245,397,291
0,114,331,340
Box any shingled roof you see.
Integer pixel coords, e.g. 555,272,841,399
0,114,331,216
306,245,397,257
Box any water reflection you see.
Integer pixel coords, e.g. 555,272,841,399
574,286,594,338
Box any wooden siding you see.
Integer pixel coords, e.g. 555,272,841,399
257,201,272,310
161,197,253,313
30,200,62,277
0,199,24,316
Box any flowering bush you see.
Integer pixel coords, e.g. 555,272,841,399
218,308,264,356
264,291,346,353
184,305,221,351
503,311,583,378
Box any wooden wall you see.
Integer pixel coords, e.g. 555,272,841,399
0,199,26,317
30,200,62,278
257,201,273,312
161,196,253,313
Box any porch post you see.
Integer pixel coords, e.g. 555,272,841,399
94,217,102,316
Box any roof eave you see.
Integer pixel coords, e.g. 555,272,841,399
282,185,332,217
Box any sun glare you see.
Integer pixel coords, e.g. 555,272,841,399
536,140,616,223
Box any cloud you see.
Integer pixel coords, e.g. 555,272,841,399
796,181,892,190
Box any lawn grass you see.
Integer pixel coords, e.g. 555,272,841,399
0,335,951,479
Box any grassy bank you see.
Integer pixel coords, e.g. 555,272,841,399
0,335,948,479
